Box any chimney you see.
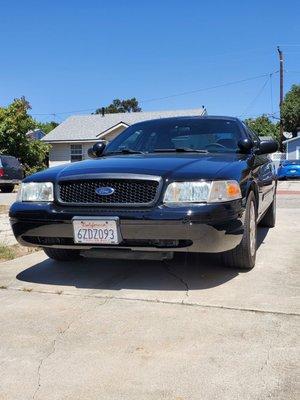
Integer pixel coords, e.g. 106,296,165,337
101,107,105,117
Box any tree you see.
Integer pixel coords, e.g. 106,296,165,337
244,115,280,141
94,98,142,114
37,120,59,134
281,84,300,136
0,97,50,175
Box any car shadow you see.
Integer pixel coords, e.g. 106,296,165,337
257,226,269,248
16,227,269,292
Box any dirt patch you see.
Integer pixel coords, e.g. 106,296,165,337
0,205,9,214
0,244,39,261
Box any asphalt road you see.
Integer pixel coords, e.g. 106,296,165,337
0,186,299,399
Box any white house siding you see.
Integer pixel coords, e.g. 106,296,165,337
49,143,70,167
286,137,300,160
48,126,128,167
49,142,97,167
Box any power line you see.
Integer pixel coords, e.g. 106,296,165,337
30,71,278,117
238,76,270,117
240,111,280,120
31,107,96,116
140,73,277,104
278,44,300,47
286,70,300,74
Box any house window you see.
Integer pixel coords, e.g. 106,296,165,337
70,144,83,162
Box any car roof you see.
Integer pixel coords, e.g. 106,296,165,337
131,115,240,125
0,155,18,159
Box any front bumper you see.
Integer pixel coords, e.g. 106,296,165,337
10,201,245,253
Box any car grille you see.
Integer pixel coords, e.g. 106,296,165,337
57,178,160,206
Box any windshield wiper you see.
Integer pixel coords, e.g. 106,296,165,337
174,147,208,153
105,148,208,156
151,148,208,154
105,149,146,156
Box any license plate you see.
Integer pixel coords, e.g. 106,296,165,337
72,218,120,244
289,170,296,173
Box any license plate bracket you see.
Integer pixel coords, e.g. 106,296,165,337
72,217,121,244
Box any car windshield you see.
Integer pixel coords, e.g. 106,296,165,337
105,118,242,154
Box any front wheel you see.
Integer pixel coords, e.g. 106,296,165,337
43,247,81,261
222,191,257,270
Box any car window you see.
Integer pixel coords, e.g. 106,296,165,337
118,130,143,150
105,119,243,154
242,123,259,145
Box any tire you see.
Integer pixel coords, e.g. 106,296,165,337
222,191,257,270
43,247,81,261
259,195,276,228
0,184,14,193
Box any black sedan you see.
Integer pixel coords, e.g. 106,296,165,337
10,116,278,270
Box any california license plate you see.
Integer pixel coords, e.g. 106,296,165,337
72,217,120,244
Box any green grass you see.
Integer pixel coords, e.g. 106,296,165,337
0,245,16,261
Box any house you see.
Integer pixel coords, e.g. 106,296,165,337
283,134,300,160
43,108,207,166
26,128,46,140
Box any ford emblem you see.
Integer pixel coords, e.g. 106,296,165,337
95,187,115,196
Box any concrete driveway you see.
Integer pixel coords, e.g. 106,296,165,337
0,191,299,399
0,191,17,206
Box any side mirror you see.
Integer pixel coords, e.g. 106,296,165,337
256,140,278,155
88,141,106,158
238,138,253,153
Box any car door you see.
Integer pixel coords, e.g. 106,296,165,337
255,153,276,216
244,127,276,218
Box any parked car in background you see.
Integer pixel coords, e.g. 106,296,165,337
10,116,278,270
0,155,24,193
277,160,300,180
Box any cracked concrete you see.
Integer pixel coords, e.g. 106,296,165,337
0,189,299,399
0,290,299,400
31,298,109,399
163,259,190,300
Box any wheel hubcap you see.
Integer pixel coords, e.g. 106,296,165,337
249,202,256,257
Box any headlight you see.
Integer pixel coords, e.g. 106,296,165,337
163,180,241,204
17,182,54,202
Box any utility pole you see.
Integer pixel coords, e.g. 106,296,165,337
277,46,284,151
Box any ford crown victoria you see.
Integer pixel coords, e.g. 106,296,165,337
10,116,278,269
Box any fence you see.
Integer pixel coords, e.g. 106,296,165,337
271,152,286,171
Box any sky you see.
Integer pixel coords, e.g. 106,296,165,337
1,0,299,123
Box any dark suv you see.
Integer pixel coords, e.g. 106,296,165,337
10,116,278,270
0,155,23,193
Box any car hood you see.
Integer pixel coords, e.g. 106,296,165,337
26,153,250,182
